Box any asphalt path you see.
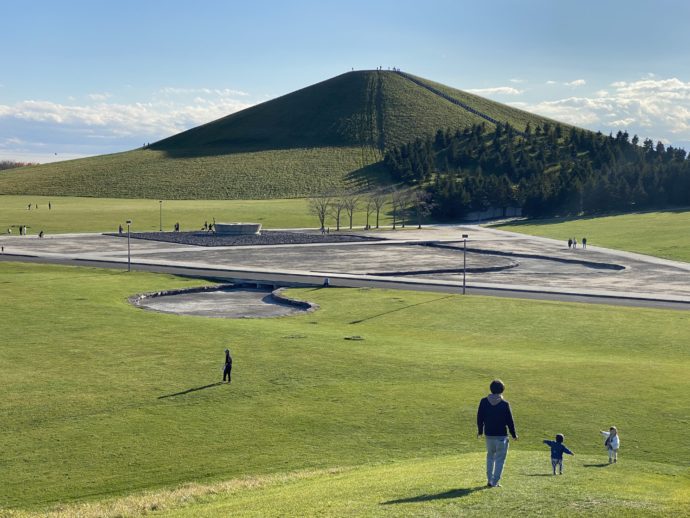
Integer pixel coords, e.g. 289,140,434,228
3,253,689,311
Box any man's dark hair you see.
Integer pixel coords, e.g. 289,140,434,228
556,433,564,443
489,379,505,394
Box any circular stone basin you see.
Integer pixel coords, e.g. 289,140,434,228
134,288,307,319
215,222,262,235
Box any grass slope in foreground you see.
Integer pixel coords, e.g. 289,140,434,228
495,209,690,262
0,71,558,199
0,195,393,233
1,262,688,516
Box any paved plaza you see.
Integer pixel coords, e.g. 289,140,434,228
2,225,689,306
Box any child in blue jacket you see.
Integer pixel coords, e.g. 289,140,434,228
543,434,574,474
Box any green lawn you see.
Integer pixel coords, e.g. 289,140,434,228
495,210,690,262
0,195,391,233
1,262,688,516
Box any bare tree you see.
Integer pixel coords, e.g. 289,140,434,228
390,188,407,230
411,188,432,229
342,193,360,230
369,189,388,229
308,196,331,231
330,196,346,231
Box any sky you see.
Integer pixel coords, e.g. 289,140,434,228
2,0,690,163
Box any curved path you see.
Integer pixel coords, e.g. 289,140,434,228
2,226,690,310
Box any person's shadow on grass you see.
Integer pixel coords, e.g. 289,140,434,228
381,486,488,505
583,463,610,468
158,382,224,399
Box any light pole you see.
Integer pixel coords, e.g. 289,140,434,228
462,233,469,295
159,200,163,232
126,219,132,272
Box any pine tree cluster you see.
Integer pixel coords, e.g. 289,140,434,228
383,122,690,219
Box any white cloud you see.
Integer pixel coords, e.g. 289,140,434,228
0,87,256,161
467,86,523,96
546,80,557,85
509,78,526,84
511,75,690,142
159,87,249,97
564,79,586,87
88,92,112,101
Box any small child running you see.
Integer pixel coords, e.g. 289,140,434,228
601,426,620,463
543,433,574,475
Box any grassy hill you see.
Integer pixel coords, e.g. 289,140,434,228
0,71,559,200
495,209,690,262
1,262,688,515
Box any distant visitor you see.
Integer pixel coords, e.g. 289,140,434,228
223,348,233,383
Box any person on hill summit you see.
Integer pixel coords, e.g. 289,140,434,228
477,379,518,487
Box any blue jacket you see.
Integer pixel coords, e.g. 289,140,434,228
543,440,573,459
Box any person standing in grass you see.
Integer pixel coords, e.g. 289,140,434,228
543,434,574,475
601,426,620,463
223,348,233,383
477,379,518,487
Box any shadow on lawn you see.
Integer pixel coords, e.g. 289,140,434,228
381,486,488,505
583,463,611,468
158,382,224,399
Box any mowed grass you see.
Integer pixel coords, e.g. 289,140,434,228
496,210,690,262
1,262,688,516
0,195,392,233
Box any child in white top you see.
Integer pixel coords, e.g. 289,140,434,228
600,426,620,463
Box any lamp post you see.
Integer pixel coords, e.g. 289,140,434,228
462,233,469,295
159,200,163,232
126,219,132,272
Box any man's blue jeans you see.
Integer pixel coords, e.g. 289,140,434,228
486,436,509,485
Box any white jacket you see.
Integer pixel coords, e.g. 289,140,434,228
601,431,620,449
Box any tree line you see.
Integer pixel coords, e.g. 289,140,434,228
308,188,432,230
383,121,690,218
0,160,39,171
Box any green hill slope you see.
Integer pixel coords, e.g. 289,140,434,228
0,71,560,199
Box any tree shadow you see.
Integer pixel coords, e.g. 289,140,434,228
158,382,224,399
381,486,488,505
583,463,610,468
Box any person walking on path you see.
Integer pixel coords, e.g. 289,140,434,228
568,238,572,249
477,379,518,487
582,237,587,249
601,426,620,463
543,434,574,475
223,348,233,383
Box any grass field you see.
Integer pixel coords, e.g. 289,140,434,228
1,262,688,516
495,209,690,262
0,195,392,233
0,71,557,199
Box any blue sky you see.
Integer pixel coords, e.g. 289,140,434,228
2,0,690,162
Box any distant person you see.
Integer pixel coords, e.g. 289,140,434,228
118,224,123,235
27,203,31,211
601,426,620,464
223,348,233,383
582,237,587,249
572,238,577,249
477,379,518,487
174,222,180,232
48,201,52,210
7,228,11,235
38,230,44,238
568,238,572,249
203,221,208,231
543,434,574,475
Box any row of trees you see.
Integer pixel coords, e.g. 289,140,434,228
0,160,39,171
384,121,690,218
308,188,432,231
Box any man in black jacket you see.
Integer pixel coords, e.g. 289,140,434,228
477,379,518,487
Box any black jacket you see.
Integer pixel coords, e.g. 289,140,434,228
477,397,517,438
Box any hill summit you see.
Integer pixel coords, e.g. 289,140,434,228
0,71,557,199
